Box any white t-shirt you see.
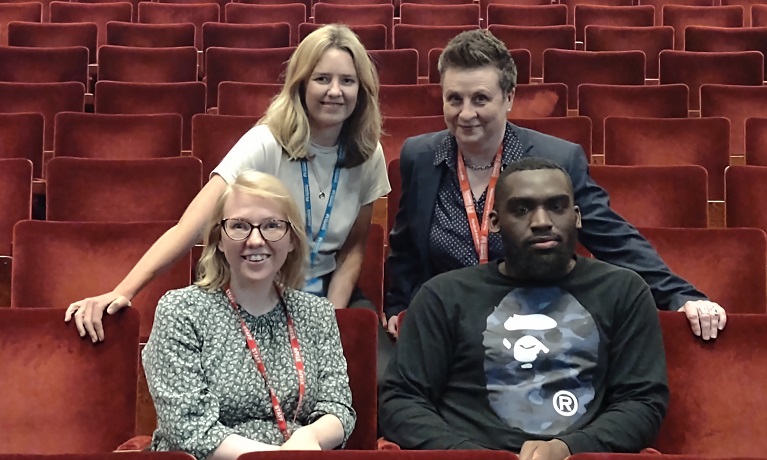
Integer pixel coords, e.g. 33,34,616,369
212,124,391,281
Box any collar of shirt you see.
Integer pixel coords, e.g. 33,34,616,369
433,121,525,170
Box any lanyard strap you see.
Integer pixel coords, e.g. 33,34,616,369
456,146,503,264
225,285,306,442
300,146,345,268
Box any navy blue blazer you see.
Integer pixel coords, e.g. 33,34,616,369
384,124,706,318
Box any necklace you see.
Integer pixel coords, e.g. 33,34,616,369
307,157,327,199
464,160,495,171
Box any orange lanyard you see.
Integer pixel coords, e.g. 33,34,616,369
456,145,503,264
225,285,306,441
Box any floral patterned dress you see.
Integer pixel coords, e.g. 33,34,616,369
142,285,356,460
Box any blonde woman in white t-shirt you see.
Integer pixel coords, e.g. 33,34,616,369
65,24,391,344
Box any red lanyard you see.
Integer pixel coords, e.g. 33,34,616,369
456,145,503,265
225,285,306,442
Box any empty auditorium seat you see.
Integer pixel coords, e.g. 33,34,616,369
0,113,43,178
543,49,646,109
574,5,654,42
481,0,553,19
8,22,98,65
663,4,744,50
217,82,280,117
486,4,568,26
510,82,569,118
700,84,767,157
725,165,767,234
95,81,206,150
0,2,41,46
640,0,715,25
0,308,140,453
50,1,132,49
379,84,443,117
0,46,88,87
369,49,419,85
97,45,198,82
400,3,480,26
745,117,767,166
590,165,709,227
0,159,32,257
53,112,183,160
393,24,479,76
584,25,674,79
488,25,575,79
659,50,764,110
0,81,85,151
510,116,592,161
381,115,446,164
223,3,304,46
202,22,290,51
686,26,767,76
639,228,767,312
313,3,393,47
138,2,220,49
106,22,196,48
754,3,767,26
561,0,633,24
300,22,387,51
191,113,259,179
205,46,293,110
579,84,689,153
604,116,730,200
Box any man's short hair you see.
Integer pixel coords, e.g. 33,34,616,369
496,157,574,202
437,29,518,94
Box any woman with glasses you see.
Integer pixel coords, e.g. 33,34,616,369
143,170,356,459
65,24,391,347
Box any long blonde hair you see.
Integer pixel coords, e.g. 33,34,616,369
260,24,381,168
195,171,309,291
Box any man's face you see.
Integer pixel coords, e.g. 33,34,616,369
489,169,582,280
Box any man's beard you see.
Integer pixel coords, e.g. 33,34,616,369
503,232,577,281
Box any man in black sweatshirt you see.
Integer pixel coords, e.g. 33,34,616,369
379,157,669,460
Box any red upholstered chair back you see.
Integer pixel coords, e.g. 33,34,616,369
107,21,196,47
659,50,764,110
584,25,674,79
312,3,393,47
11,221,191,340
700,84,767,158
400,3,480,26
561,0,633,24
401,0,474,5
543,49,646,109
50,1,132,48
638,228,767,312
205,46,295,109
488,25,575,79
301,22,387,51
511,116,592,161
640,0,714,25
94,81,206,150
487,4,568,26
0,2,41,46
725,165,767,234
202,22,291,52
0,81,85,151
685,25,767,76
191,114,259,179
243,450,519,460
590,165,709,228
334,308,378,450
746,117,767,166
369,49,419,85
379,84,443,117
8,22,98,65
138,2,220,49
387,158,401,239
223,3,305,46
54,112,183,160
46,156,202,222
579,84,689,154
217,82,282,117
97,45,198,83
510,82,568,118
0,112,43,178
0,46,89,87
655,312,767,455
359,223,385,319
381,115,445,165
603,116,729,200
662,4,744,50
393,24,479,76
574,4,654,42
722,0,762,25
754,3,767,26
0,159,32,256
0,308,140,453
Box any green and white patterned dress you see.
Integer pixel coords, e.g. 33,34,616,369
143,285,356,460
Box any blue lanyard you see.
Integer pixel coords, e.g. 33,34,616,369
300,145,345,268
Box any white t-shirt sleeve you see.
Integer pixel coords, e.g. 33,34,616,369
210,124,283,183
359,143,392,206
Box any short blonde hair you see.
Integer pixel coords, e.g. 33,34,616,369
195,171,309,291
260,24,382,168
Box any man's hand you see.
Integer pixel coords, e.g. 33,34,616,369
519,439,571,460
386,315,399,338
679,300,727,340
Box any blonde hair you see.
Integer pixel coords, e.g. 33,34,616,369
195,171,309,291
260,24,382,168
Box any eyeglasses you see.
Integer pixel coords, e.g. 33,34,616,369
220,218,291,242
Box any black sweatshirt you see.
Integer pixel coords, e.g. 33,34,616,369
379,256,669,454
